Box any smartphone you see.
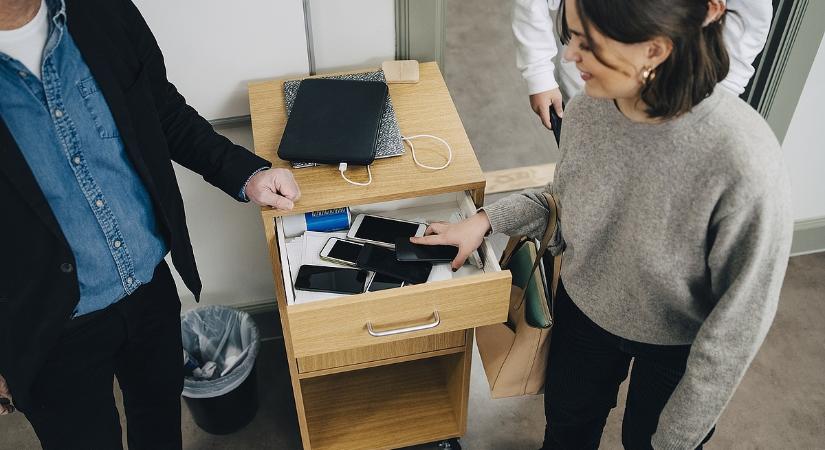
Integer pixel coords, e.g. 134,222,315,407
549,103,563,146
319,238,364,266
356,243,432,285
366,273,405,292
394,238,458,263
347,214,426,248
295,265,370,295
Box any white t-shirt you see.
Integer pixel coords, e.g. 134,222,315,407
512,0,774,98
0,0,49,79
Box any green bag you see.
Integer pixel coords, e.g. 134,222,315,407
477,192,561,398
498,192,561,329
508,240,552,328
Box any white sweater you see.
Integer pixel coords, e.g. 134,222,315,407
513,0,774,97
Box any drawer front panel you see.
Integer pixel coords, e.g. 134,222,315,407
297,330,466,373
288,272,510,358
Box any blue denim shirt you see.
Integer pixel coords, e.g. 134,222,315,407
0,0,167,316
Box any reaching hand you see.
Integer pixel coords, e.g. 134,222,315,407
529,88,564,130
0,374,14,415
409,211,492,270
245,168,301,210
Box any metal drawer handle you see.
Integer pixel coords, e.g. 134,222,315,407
366,311,441,337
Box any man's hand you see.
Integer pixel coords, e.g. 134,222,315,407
530,88,564,130
0,374,14,415
245,168,301,210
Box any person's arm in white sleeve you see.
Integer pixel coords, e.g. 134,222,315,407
513,0,565,128
719,0,773,95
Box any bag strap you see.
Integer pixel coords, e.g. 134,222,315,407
517,193,560,303
500,235,528,268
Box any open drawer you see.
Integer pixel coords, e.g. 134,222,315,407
274,191,511,358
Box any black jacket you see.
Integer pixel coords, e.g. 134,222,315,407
0,0,270,405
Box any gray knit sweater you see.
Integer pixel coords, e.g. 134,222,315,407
483,89,793,449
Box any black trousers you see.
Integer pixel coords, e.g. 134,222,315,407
17,262,183,450
542,281,715,450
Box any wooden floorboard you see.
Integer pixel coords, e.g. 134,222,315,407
484,163,555,195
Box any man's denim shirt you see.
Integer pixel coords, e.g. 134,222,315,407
0,0,168,316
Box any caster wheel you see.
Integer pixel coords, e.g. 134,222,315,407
437,438,462,450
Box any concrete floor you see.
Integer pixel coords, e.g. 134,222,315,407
443,0,560,171
3,0,824,449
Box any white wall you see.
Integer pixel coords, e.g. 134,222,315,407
309,0,396,72
782,38,825,222
134,0,310,120
134,0,396,121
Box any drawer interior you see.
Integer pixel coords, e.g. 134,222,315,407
275,191,502,306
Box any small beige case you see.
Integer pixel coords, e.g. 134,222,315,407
381,60,420,84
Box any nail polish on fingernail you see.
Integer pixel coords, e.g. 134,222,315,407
452,268,457,273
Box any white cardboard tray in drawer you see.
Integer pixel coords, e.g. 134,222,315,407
275,191,501,306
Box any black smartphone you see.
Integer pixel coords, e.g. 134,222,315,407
394,238,458,263
549,103,563,146
346,214,426,248
356,243,432,285
295,265,370,295
366,273,405,292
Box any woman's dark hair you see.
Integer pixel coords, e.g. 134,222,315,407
559,0,731,119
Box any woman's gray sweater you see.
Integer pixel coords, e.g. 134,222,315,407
483,89,793,449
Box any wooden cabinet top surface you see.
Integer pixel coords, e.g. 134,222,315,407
248,62,485,218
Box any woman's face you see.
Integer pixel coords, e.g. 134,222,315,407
562,0,669,101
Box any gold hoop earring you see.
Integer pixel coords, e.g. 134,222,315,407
641,66,656,84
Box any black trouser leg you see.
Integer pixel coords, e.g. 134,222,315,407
621,347,715,450
542,283,632,450
542,281,716,450
114,262,183,450
20,311,125,450
18,262,182,450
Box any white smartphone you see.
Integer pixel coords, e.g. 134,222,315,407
346,214,426,248
319,238,364,267
366,273,406,292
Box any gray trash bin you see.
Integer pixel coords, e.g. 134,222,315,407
180,305,261,435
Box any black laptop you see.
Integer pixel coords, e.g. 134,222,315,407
278,78,388,166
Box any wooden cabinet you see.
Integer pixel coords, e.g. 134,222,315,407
248,62,511,450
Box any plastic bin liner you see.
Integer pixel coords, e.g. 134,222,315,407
180,305,260,399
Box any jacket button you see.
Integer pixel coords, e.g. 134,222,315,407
60,263,74,273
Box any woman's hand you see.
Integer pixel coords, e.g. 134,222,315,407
410,211,492,270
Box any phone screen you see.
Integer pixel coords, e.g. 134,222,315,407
367,273,405,292
328,239,363,265
295,265,369,294
354,215,421,245
395,239,458,262
356,244,432,285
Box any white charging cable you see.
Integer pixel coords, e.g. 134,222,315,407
337,134,452,186
339,162,373,186
402,134,453,170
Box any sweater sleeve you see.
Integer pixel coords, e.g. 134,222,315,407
512,0,560,95
651,186,792,449
719,0,773,95
482,182,564,255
